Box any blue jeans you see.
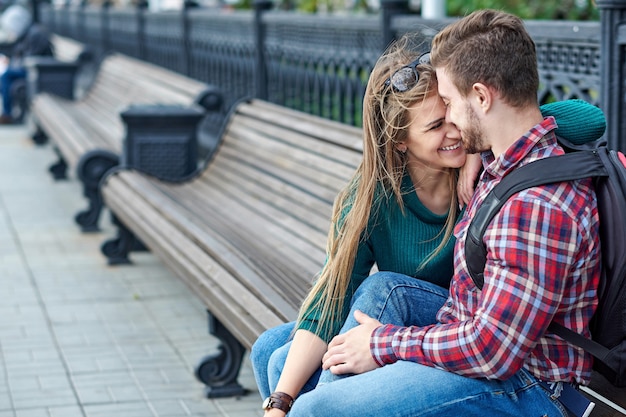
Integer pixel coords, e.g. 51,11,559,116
252,271,568,416
250,322,321,399
289,364,567,417
250,272,449,399
1,66,26,117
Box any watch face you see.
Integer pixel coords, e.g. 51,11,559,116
262,397,271,410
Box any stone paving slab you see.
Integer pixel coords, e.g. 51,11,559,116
0,125,261,417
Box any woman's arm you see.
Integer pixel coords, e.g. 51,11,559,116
264,329,328,416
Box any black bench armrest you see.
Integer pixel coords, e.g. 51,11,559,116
195,86,224,112
120,104,206,181
25,56,79,100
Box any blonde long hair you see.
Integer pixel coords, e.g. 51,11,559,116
296,34,459,341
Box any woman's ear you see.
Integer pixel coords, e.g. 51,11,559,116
396,143,407,153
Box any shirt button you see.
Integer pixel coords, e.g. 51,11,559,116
446,301,453,307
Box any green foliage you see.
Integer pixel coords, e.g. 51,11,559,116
446,0,599,20
235,0,600,19
229,0,599,20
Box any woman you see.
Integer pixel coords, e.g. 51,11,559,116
251,34,606,416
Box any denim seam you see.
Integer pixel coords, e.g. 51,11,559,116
377,283,447,322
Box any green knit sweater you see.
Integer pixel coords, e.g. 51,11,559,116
298,174,456,342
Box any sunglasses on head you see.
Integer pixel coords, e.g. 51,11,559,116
383,52,431,93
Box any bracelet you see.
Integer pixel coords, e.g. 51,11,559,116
262,391,295,413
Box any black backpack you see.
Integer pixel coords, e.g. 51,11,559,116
465,137,626,387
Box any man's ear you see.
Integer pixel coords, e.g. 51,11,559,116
471,82,493,114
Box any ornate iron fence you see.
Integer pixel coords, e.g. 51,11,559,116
39,2,625,150
597,0,626,149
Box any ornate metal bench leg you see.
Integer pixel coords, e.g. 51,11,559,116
48,151,68,180
75,150,119,232
32,126,48,145
195,311,248,398
101,214,139,265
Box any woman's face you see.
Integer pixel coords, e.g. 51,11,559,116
398,92,466,170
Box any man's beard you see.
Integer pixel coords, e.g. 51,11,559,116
462,104,486,154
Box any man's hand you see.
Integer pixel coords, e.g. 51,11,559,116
321,310,382,375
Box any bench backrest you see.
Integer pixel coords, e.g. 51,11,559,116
69,53,209,151
198,99,362,303
50,34,85,63
82,53,208,112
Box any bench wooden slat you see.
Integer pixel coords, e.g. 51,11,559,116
228,111,363,167
236,100,363,151
33,97,98,166
200,157,333,231
108,53,207,96
225,121,359,186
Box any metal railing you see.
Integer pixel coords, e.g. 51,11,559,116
40,0,626,150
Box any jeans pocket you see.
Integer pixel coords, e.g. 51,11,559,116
537,382,572,417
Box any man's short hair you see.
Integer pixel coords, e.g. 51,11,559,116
430,9,539,108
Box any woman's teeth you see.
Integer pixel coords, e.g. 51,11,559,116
440,142,461,151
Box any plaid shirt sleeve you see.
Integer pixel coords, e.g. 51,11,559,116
371,184,599,381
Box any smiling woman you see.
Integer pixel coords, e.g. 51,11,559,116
402,93,466,215
249,32,608,417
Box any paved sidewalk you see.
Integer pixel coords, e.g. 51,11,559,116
0,125,260,417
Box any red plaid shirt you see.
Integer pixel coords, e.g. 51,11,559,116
371,117,601,385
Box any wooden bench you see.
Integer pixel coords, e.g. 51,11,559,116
30,52,222,232
98,99,626,414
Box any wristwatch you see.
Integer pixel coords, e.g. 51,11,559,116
262,391,294,413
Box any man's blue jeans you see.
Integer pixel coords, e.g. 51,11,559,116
1,66,26,117
290,361,567,417
251,272,568,416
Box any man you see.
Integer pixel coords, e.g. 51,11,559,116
286,9,601,417
0,2,52,124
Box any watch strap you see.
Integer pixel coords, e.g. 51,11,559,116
262,391,294,413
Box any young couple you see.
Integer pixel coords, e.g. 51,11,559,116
252,9,604,416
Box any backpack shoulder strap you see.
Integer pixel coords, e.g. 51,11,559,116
465,149,607,289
